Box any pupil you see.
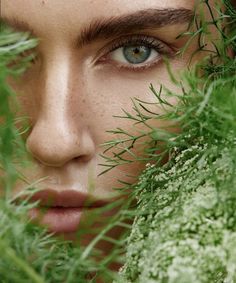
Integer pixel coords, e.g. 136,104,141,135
123,46,151,64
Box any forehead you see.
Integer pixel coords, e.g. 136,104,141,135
2,0,195,32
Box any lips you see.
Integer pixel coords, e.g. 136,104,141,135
29,207,84,233
21,189,110,233
28,189,107,208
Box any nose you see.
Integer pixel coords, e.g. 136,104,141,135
26,49,95,167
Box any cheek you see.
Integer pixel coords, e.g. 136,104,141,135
83,63,182,176
6,76,40,122
85,59,183,136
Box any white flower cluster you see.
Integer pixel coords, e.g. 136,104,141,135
119,141,236,283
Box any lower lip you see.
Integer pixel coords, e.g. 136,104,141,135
29,207,84,233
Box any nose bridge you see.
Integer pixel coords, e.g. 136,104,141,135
41,46,71,125
26,47,86,166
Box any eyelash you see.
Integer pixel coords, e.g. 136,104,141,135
18,35,175,73
96,34,176,71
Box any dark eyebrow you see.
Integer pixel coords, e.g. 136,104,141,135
78,8,193,47
0,8,193,47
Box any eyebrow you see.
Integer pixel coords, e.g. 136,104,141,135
0,8,193,47
78,8,193,46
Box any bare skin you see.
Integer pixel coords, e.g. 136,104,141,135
1,0,219,249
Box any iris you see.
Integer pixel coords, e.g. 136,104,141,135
123,46,151,64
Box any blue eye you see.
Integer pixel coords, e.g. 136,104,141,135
110,45,159,67
123,46,151,64
98,35,175,70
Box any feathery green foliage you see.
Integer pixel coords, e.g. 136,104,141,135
114,1,236,282
1,0,236,282
0,22,128,283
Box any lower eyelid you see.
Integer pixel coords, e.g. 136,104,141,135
95,36,177,71
101,48,166,72
105,55,163,73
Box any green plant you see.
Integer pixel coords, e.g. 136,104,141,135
1,0,236,282
0,22,127,283
112,1,236,282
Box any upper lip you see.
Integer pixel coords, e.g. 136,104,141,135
17,189,109,208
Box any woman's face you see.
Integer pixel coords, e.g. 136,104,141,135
1,0,215,236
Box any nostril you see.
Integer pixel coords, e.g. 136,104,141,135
26,122,96,168
74,155,92,163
